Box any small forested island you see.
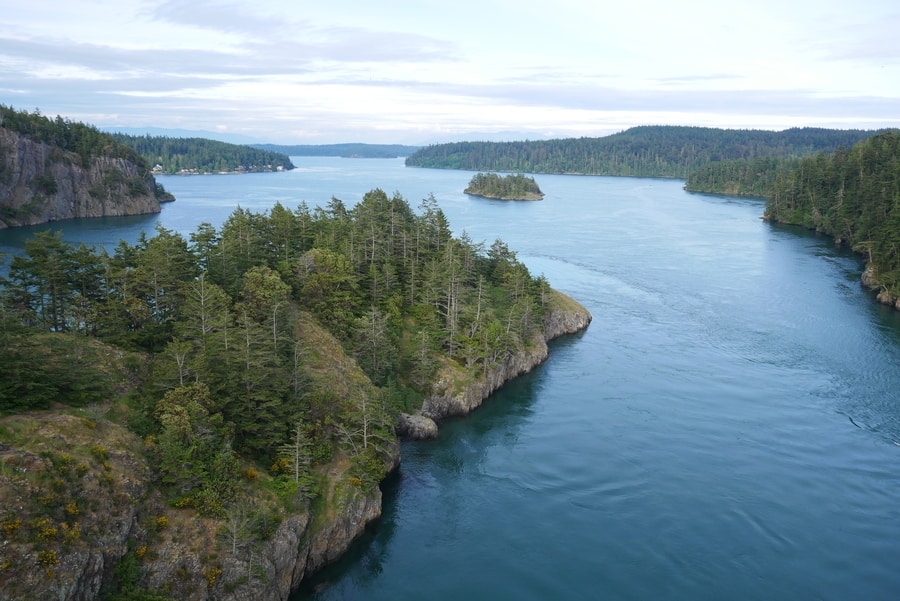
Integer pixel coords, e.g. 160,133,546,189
0,190,590,600
112,133,295,174
0,105,173,228
464,172,544,200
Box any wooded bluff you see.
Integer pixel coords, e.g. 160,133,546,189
0,105,172,228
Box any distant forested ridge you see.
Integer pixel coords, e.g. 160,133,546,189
113,133,296,174
253,143,420,158
761,131,900,302
465,172,544,200
406,126,882,178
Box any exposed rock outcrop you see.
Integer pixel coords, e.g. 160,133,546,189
541,290,593,340
134,485,385,601
396,413,439,440
305,486,383,574
862,263,900,310
0,128,169,229
421,289,591,422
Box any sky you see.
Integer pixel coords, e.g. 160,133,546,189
1,0,899,145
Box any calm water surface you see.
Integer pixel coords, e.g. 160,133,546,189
3,158,900,600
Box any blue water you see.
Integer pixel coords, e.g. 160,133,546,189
3,158,900,600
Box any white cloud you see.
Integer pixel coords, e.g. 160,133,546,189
0,0,898,143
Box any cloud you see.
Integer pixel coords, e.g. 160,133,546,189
1,0,898,144
145,0,460,64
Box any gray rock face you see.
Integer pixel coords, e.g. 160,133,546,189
397,413,439,440
0,128,165,228
137,490,381,601
305,487,383,575
541,295,593,340
422,335,548,420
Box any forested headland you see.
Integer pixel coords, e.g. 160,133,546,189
112,134,295,174
464,172,544,200
406,126,881,178
1,106,149,170
0,189,588,599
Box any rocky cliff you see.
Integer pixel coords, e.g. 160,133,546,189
0,127,169,229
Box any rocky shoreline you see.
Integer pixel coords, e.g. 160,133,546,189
862,263,900,310
398,289,592,439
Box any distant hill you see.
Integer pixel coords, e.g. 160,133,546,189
253,143,420,158
405,126,885,178
112,134,295,174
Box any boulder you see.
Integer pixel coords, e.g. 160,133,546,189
396,413,439,440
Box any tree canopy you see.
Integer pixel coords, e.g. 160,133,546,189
1,190,550,515
684,157,802,197
762,131,900,293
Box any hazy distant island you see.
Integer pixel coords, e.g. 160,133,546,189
465,172,544,200
252,142,420,158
